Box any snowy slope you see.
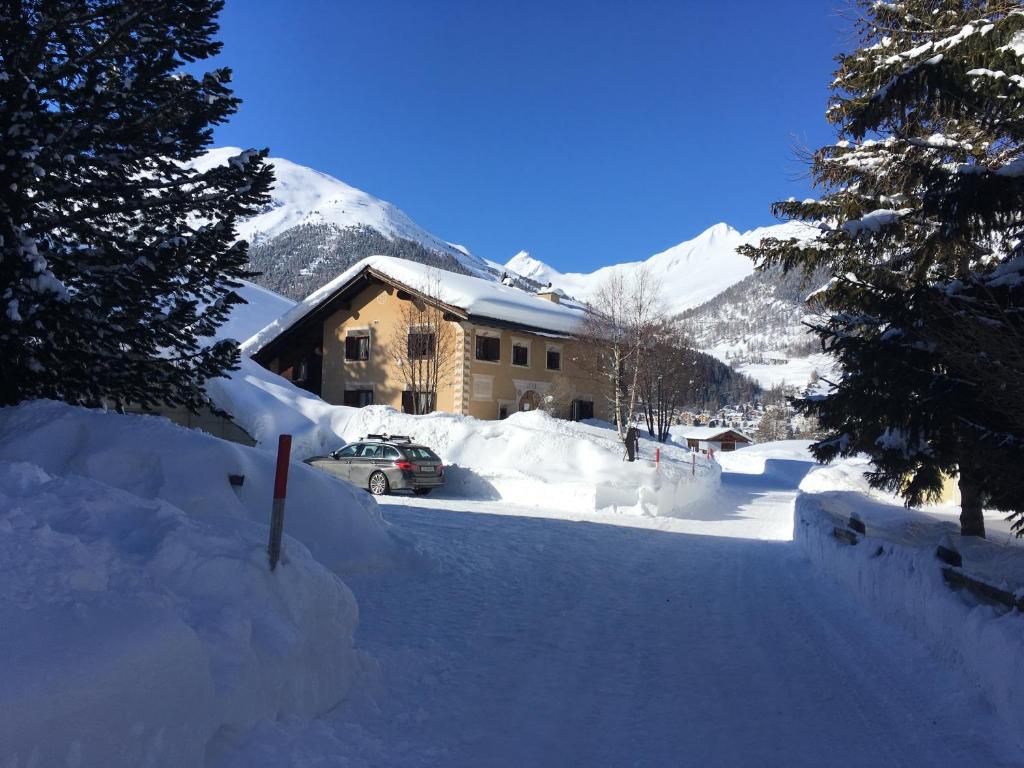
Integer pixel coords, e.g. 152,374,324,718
216,279,296,343
192,148,491,276
506,221,816,315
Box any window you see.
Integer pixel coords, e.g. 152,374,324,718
546,348,562,371
343,389,374,407
571,399,594,421
358,444,383,458
335,444,359,458
383,446,402,460
406,446,440,461
294,358,309,383
475,334,500,362
402,390,436,414
345,333,370,361
512,341,529,367
407,332,435,359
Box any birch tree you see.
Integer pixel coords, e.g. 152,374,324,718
581,266,665,440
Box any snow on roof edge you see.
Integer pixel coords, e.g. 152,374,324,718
242,256,586,356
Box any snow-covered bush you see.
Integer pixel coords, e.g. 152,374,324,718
0,401,407,767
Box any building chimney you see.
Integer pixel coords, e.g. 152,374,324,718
537,290,560,304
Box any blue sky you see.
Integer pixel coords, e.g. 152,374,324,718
210,1,847,272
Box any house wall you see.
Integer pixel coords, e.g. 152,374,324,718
461,322,609,421
304,280,608,421
320,281,460,413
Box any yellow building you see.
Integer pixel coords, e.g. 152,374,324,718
247,256,609,422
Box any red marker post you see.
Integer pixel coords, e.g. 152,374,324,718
268,434,292,571
655,447,660,470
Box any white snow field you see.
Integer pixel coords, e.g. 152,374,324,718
209,441,1024,768
0,401,406,768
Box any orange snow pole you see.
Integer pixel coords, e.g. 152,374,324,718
268,434,292,571
655,447,660,469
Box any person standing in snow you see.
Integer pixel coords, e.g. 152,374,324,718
625,426,640,462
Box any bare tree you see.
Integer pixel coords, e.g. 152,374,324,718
639,319,694,442
579,266,666,439
390,275,457,414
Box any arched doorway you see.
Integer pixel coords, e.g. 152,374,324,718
518,390,541,412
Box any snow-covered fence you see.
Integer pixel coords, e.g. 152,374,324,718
797,490,1024,737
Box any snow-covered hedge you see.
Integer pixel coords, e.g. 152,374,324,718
796,477,1024,737
0,401,405,768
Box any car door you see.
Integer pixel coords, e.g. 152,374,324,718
333,444,361,480
313,444,359,480
350,444,381,487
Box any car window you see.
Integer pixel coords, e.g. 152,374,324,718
336,445,359,458
406,447,440,461
383,446,401,460
359,444,382,458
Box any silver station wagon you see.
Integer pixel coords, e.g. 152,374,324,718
306,434,445,496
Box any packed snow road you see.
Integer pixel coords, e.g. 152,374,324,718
211,456,1021,767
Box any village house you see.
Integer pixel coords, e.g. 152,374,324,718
245,256,610,422
677,426,753,453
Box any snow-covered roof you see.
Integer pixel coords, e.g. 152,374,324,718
674,426,753,442
243,256,587,355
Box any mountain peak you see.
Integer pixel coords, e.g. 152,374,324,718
190,147,491,277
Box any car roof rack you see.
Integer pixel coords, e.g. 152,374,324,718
364,433,413,443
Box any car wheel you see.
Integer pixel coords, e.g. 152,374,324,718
413,488,432,496
368,471,390,496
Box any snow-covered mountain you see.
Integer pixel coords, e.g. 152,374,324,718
195,148,485,267
678,265,835,391
201,146,830,392
505,221,815,316
193,148,506,299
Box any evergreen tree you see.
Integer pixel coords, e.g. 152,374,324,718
740,1,1024,537
0,0,273,410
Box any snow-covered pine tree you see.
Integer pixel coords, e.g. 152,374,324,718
739,1,1024,537
0,0,273,410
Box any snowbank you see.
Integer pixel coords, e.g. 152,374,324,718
209,362,718,516
0,400,408,767
0,401,403,574
796,475,1024,737
335,407,720,517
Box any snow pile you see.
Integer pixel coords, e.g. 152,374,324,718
0,400,406,768
335,407,720,517
796,467,1024,736
208,360,718,516
0,400,403,574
